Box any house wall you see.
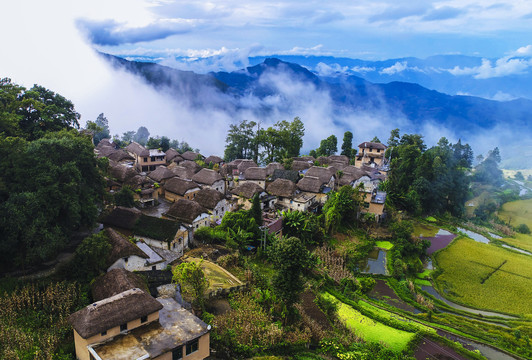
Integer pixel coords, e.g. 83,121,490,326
153,333,210,360
200,179,225,194
239,179,266,189
137,226,189,256
165,188,200,202
73,312,159,360
191,213,210,230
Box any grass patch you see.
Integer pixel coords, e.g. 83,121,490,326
412,224,439,237
323,293,415,352
433,237,532,315
182,256,243,292
499,233,532,253
425,216,437,223
375,241,394,250
414,279,432,287
498,198,532,229
417,269,432,279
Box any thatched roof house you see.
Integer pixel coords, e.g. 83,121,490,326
107,149,134,163
180,160,202,174
168,163,196,180
265,162,284,176
92,268,149,302
358,141,387,151
181,151,203,161
164,199,208,224
106,228,148,266
305,166,336,185
231,182,264,199
267,178,298,198
192,168,223,186
243,167,267,181
148,166,175,183
164,177,200,196
101,206,142,230
68,288,163,339
109,163,138,183
316,156,329,166
124,174,155,189
271,169,300,183
194,188,225,210
297,176,323,193
328,155,349,166
237,159,258,174
204,155,224,165
126,141,149,157
220,163,238,178
165,148,181,163
293,156,315,162
291,160,311,172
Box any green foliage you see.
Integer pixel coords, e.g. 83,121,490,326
133,126,150,145
194,226,229,244
133,214,181,241
323,185,363,234
0,130,106,273
282,210,323,246
250,194,263,226
315,135,338,157
86,113,110,146
114,186,136,207
172,260,209,309
516,223,530,234
224,119,259,162
358,277,376,293
473,147,503,186
270,237,313,311
70,232,111,282
340,131,355,158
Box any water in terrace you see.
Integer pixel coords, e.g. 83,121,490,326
359,249,388,275
456,227,490,244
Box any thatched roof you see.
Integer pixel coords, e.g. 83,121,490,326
168,163,195,180
192,168,222,185
244,167,267,181
124,174,154,189
109,164,138,183
293,156,315,162
358,141,387,150
101,206,142,230
165,148,180,162
107,149,134,163
305,166,335,184
164,177,199,196
316,156,329,166
297,176,323,193
164,199,208,223
92,268,148,302
237,159,258,174
148,166,175,183
328,155,349,166
291,160,311,171
343,165,368,179
181,151,202,161
96,145,118,158
267,178,297,198
220,163,238,178
106,228,148,266
329,161,347,171
180,160,202,174
194,188,225,210
96,138,115,149
69,288,163,339
271,169,300,183
126,141,149,157
231,182,264,199
265,162,284,176
227,159,244,166
204,155,224,164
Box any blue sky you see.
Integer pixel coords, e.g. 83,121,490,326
1,0,531,156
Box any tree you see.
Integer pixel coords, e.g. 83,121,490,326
121,130,136,143
250,194,262,226
71,231,111,281
224,120,258,162
146,136,160,149
133,126,150,145
270,236,312,315
114,186,136,207
371,136,381,143
93,113,110,145
172,260,209,309
160,136,170,152
316,135,338,157
341,131,354,158
322,185,363,233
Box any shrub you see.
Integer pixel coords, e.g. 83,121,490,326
516,223,531,234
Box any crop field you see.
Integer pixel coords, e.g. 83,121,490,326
498,198,532,229
412,224,439,237
499,233,532,253
434,237,532,315
182,256,243,291
322,293,416,351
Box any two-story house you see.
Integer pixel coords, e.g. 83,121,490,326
126,141,167,172
68,288,210,360
354,142,387,168
192,168,225,194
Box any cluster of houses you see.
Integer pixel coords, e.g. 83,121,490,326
67,139,389,360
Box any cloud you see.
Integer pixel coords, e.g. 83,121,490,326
369,4,431,22
515,45,532,56
422,6,464,21
315,62,349,76
351,66,376,73
311,10,345,24
76,18,197,46
380,61,408,75
446,57,532,79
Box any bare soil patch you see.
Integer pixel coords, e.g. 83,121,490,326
368,279,418,313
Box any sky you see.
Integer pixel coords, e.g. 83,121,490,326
1,0,531,156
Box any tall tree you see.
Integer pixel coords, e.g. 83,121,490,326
224,120,258,162
316,135,338,157
133,126,150,145
341,131,354,158
86,113,110,146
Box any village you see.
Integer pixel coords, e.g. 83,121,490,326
67,138,390,360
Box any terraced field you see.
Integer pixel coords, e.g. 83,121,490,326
499,233,532,253
498,198,532,229
434,237,532,315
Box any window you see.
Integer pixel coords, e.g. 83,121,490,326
100,330,107,336
172,346,183,360
141,315,148,323
152,266,156,271
123,257,128,263
377,149,381,153
120,323,127,332
363,202,370,209
143,157,148,162
186,339,199,355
